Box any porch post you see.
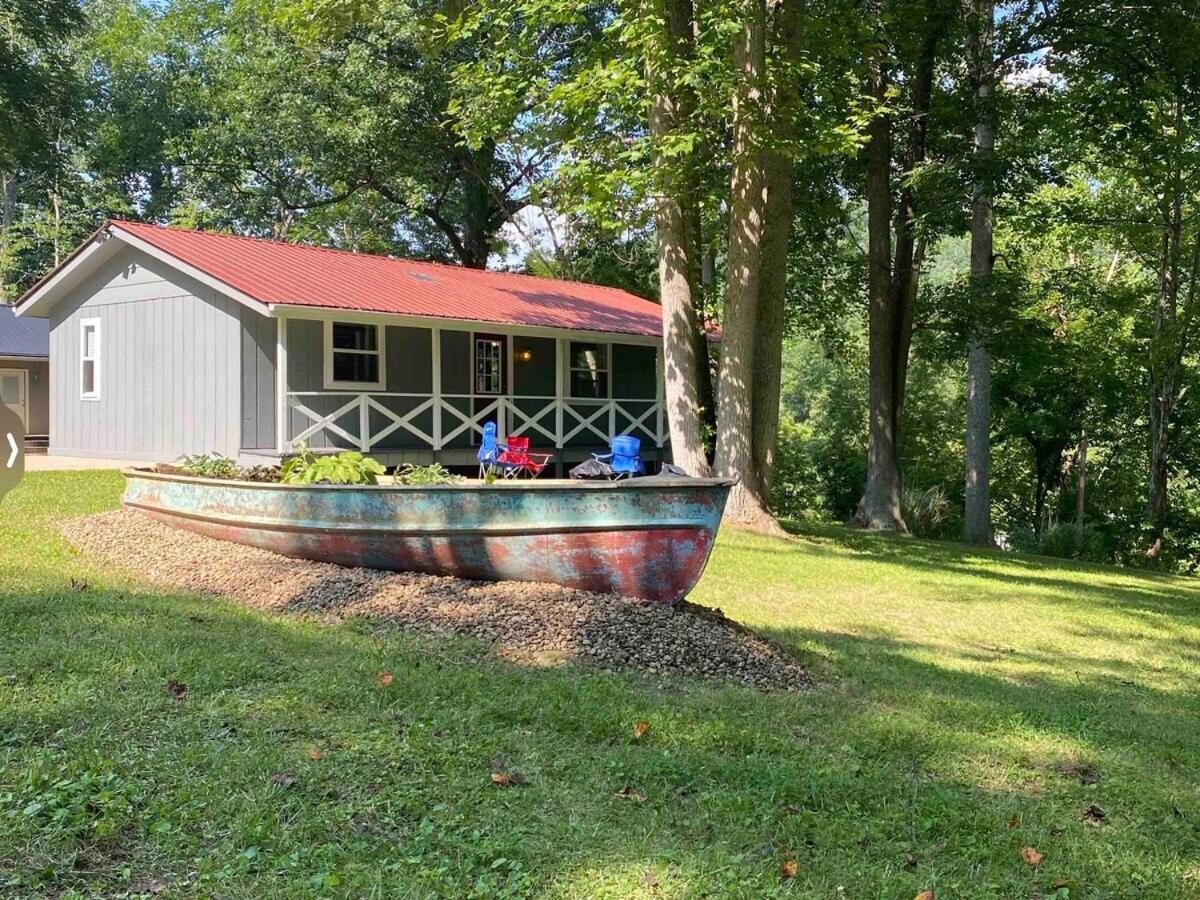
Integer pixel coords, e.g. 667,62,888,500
554,338,564,446
431,327,441,451
275,316,288,454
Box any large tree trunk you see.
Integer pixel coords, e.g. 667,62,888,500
458,142,496,269
750,0,804,504
715,0,773,526
1145,122,1185,562
685,198,717,454
891,18,937,433
645,0,712,476
963,0,995,547
855,32,906,531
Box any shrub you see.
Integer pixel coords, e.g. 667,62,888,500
395,463,462,485
179,453,239,479
280,443,385,485
902,483,958,539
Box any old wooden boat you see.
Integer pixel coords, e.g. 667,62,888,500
121,468,733,603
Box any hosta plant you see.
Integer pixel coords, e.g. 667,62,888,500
280,443,386,485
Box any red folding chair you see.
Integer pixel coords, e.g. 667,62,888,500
495,436,553,478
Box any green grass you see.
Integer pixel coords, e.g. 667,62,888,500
1,472,1198,898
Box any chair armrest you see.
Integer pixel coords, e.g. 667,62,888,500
592,452,613,462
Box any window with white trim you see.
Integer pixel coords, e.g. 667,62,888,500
569,341,609,399
324,321,385,389
80,318,101,400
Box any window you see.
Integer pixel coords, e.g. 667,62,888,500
80,318,100,400
569,341,609,399
474,337,503,394
324,321,385,389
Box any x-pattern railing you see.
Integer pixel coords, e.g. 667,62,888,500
286,391,664,452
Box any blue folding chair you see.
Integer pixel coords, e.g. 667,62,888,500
594,435,645,479
477,421,501,478
478,421,526,479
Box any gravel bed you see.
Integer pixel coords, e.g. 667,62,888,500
61,510,811,692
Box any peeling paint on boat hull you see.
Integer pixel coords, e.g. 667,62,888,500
122,470,733,603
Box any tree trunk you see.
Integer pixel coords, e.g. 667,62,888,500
685,197,717,453
645,0,712,476
715,0,773,526
963,0,994,547
1145,114,1185,562
750,0,804,504
855,30,906,531
458,142,496,269
891,17,937,434
1075,431,1087,552
1,174,15,301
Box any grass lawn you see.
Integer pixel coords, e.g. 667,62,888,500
2,471,1199,898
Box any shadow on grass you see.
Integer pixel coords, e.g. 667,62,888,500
1,572,1197,897
771,520,1200,619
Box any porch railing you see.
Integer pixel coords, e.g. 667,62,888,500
284,392,666,454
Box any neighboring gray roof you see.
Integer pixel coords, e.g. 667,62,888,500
0,304,48,358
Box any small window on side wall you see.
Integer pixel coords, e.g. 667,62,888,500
80,318,100,400
324,321,385,389
569,341,608,399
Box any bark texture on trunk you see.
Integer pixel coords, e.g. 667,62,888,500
645,0,712,476
749,0,804,505
963,0,995,547
855,35,907,531
715,0,772,525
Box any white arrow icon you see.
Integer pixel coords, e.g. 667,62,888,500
5,432,16,469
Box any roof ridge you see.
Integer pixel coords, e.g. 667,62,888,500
108,220,652,301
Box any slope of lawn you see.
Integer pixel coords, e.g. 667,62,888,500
1,471,1198,898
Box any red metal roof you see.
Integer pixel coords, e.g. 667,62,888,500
110,220,663,337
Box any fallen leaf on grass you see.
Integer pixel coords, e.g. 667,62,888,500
1053,759,1101,785
1050,879,1077,890
130,877,169,894
642,871,660,888
166,680,188,701
614,785,647,803
914,891,936,900
1081,804,1106,825
1006,814,1020,830
490,771,526,788
1020,846,1044,867
904,852,917,869
780,859,798,879
308,749,325,760
376,671,394,687
271,772,297,788
633,720,650,740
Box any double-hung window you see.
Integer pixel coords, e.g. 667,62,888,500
324,321,385,389
569,341,609,399
80,318,101,400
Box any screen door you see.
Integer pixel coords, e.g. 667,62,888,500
0,370,26,430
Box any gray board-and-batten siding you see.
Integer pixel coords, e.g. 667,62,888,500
49,246,244,460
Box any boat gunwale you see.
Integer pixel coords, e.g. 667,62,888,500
122,467,737,493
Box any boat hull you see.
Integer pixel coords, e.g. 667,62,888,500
121,470,732,603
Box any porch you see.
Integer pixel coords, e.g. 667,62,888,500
253,313,668,470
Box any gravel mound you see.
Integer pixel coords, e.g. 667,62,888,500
61,510,811,692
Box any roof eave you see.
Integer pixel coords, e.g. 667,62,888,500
266,302,663,344
15,221,271,318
